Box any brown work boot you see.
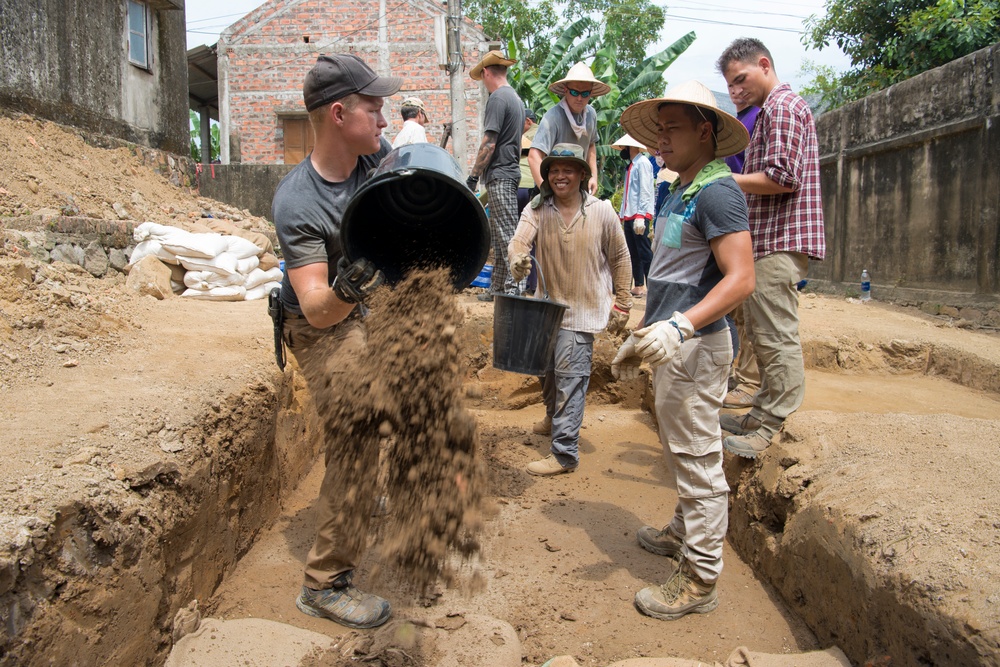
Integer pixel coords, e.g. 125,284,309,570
723,386,756,409
634,560,718,621
531,415,552,436
723,430,773,459
526,454,576,476
719,411,761,435
636,525,683,557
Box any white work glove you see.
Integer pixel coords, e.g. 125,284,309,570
611,334,642,381
633,311,695,368
606,305,630,336
632,218,646,235
510,253,532,282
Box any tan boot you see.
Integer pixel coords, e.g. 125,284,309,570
634,560,718,621
636,525,683,557
531,415,552,436
526,454,576,476
723,430,773,459
723,386,756,409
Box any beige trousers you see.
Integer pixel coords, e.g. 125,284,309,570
731,303,759,389
283,315,369,590
744,252,808,437
652,329,732,583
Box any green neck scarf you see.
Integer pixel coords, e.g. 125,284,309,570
669,159,732,202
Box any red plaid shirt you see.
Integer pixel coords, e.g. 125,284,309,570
743,83,826,260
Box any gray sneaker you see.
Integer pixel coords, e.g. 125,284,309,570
719,411,761,435
637,525,683,557
635,560,719,621
296,573,391,629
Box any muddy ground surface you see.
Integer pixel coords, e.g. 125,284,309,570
2,113,999,666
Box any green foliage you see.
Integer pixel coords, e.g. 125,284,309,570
463,0,558,71
804,0,1000,108
509,23,694,197
562,0,666,73
189,110,220,162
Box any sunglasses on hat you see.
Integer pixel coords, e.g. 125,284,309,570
567,88,592,99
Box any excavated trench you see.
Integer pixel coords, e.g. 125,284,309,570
3,299,999,667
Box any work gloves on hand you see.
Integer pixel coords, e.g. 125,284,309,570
333,256,384,305
510,253,533,282
606,305,630,336
466,175,479,191
611,311,695,380
632,218,647,235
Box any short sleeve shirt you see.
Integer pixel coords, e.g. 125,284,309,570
531,105,597,157
271,139,391,314
482,86,525,183
645,177,749,334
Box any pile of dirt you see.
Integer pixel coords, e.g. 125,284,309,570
310,268,486,594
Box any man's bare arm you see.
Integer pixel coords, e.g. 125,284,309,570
732,172,794,195
288,263,355,329
470,131,498,178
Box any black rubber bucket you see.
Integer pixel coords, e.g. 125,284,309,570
340,143,490,289
493,259,568,375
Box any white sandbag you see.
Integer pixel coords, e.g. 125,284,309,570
180,285,247,301
244,266,283,290
245,281,282,302
184,270,244,290
129,239,179,265
135,222,230,259
170,280,186,295
225,235,263,260
177,252,239,277
236,255,260,274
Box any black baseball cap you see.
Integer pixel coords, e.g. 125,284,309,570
303,54,403,111
525,108,537,122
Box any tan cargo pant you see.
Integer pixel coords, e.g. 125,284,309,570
283,314,368,590
652,329,732,584
744,251,808,437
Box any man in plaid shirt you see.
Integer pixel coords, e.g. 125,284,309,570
716,38,826,459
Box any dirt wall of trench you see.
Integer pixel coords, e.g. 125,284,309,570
1,370,316,667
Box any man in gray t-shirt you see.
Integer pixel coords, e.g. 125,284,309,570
529,62,610,195
271,53,401,632
466,50,525,298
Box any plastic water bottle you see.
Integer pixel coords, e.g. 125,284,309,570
860,269,871,302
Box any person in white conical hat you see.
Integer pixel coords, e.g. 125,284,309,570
528,62,611,196
611,133,655,298
612,79,755,622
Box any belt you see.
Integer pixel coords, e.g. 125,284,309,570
284,307,363,322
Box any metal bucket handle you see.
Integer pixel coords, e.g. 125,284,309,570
527,255,554,301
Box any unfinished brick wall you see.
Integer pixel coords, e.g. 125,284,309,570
220,0,488,171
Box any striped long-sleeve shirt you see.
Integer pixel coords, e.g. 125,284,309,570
509,194,633,333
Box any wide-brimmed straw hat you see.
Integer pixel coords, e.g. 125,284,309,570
611,133,649,151
620,80,749,158
548,62,611,98
540,143,592,181
470,50,517,81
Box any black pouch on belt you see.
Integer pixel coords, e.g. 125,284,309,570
267,287,286,370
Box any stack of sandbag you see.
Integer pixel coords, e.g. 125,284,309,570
128,222,283,301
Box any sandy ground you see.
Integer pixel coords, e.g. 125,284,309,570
201,296,999,666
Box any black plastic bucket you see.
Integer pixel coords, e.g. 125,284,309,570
340,143,490,289
493,259,568,375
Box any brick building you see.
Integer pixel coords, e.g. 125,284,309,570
217,0,492,170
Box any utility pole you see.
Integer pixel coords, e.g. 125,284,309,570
446,0,466,169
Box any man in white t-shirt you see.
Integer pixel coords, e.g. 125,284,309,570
390,96,428,148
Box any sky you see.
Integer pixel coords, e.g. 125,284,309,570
185,0,852,93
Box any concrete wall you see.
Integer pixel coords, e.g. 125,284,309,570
0,0,189,154
217,0,488,172
197,164,293,221
813,42,1000,307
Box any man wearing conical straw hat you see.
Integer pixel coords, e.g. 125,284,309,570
528,62,611,196
611,80,755,621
